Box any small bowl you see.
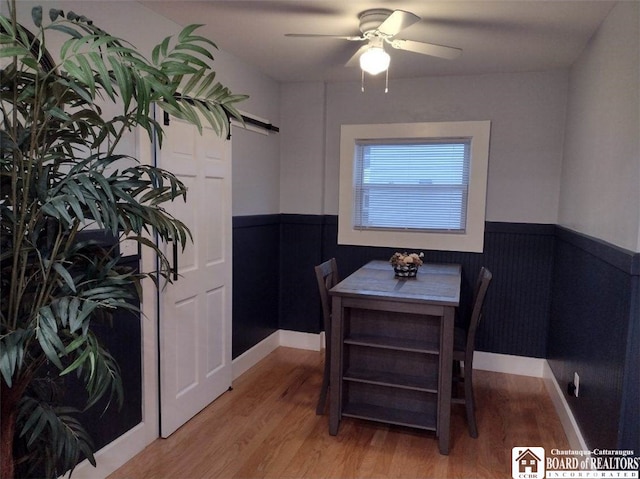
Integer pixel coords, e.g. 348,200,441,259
393,264,418,278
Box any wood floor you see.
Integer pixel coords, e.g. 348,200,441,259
110,347,569,479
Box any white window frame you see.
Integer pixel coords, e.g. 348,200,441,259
338,121,491,253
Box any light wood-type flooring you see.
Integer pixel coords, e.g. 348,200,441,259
110,347,569,479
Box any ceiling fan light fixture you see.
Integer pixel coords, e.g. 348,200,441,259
359,46,390,75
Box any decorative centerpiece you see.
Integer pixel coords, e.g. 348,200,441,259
390,251,424,278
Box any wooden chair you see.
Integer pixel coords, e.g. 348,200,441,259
452,266,492,438
314,258,339,415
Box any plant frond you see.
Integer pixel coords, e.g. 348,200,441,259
0,329,32,387
17,396,95,477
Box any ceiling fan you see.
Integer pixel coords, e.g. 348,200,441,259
285,9,462,76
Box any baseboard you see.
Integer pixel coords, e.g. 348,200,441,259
473,351,547,377
232,331,280,380
278,329,323,351
230,330,322,383
542,361,588,451
67,421,148,479
474,351,586,450
232,338,548,380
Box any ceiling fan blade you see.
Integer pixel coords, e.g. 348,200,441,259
345,44,369,67
390,39,462,59
285,33,364,41
377,10,420,37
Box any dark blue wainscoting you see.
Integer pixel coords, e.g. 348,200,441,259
619,274,639,451
278,215,325,333
479,222,556,357
232,214,639,451
76,254,142,450
548,227,640,451
63,230,142,453
232,215,280,358
289,215,555,357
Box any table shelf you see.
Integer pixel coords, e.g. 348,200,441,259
341,343,440,432
343,402,437,432
344,368,439,393
345,334,440,355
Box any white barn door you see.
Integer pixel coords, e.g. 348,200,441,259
157,112,232,437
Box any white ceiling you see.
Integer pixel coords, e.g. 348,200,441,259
141,1,617,83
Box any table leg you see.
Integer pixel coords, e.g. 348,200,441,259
329,296,343,435
438,306,455,455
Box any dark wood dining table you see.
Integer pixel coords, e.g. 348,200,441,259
328,260,462,455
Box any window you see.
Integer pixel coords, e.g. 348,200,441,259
354,139,470,232
338,121,491,253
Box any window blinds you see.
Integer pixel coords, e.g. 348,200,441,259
353,139,471,232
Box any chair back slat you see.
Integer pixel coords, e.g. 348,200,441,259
465,266,492,357
315,258,339,335
314,258,339,414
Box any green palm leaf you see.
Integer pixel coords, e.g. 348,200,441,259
1,4,246,477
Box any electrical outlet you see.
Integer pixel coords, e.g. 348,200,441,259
574,372,580,397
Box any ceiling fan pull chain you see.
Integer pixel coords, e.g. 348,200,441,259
361,69,365,92
385,68,389,93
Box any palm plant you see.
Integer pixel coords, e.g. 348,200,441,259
0,2,246,477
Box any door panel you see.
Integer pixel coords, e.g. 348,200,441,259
157,113,232,437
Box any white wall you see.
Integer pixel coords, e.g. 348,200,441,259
232,126,280,215
210,33,282,217
280,70,568,224
279,82,327,215
558,1,640,252
16,1,281,217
